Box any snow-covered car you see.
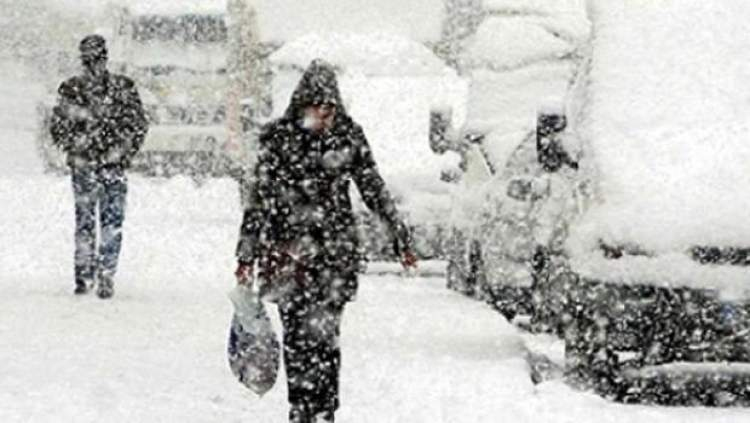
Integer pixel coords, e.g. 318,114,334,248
561,0,750,406
446,111,587,322
441,1,590,312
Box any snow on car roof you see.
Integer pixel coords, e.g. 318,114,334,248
572,0,750,252
270,31,453,77
462,16,577,71
464,62,575,135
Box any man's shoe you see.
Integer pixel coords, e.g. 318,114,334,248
74,279,93,295
314,411,334,423
289,404,312,423
96,277,114,299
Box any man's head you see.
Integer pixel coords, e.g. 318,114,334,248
79,34,108,77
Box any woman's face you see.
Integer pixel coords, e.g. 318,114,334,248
302,104,337,132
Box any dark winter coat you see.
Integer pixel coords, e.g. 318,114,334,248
50,71,148,169
236,59,411,303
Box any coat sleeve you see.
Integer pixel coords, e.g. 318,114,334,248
350,125,413,254
235,129,280,265
49,81,83,153
114,78,148,163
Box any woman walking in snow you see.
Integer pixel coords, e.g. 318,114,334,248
234,59,417,423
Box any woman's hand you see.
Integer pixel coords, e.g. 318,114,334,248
235,262,253,285
401,250,418,270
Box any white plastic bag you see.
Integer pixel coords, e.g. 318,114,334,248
227,284,280,396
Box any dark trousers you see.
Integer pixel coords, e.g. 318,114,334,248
71,166,127,284
278,298,343,422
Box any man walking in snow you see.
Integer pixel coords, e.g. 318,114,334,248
235,59,417,423
50,35,148,299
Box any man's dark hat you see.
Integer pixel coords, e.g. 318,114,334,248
79,34,108,59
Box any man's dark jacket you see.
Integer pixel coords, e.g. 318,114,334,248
236,60,411,303
50,71,148,168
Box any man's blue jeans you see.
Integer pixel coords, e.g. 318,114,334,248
71,166,127,285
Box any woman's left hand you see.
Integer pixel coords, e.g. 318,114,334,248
401,250,418,270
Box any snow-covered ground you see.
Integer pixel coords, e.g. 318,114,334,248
3,61,750,422
1,181,747,423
